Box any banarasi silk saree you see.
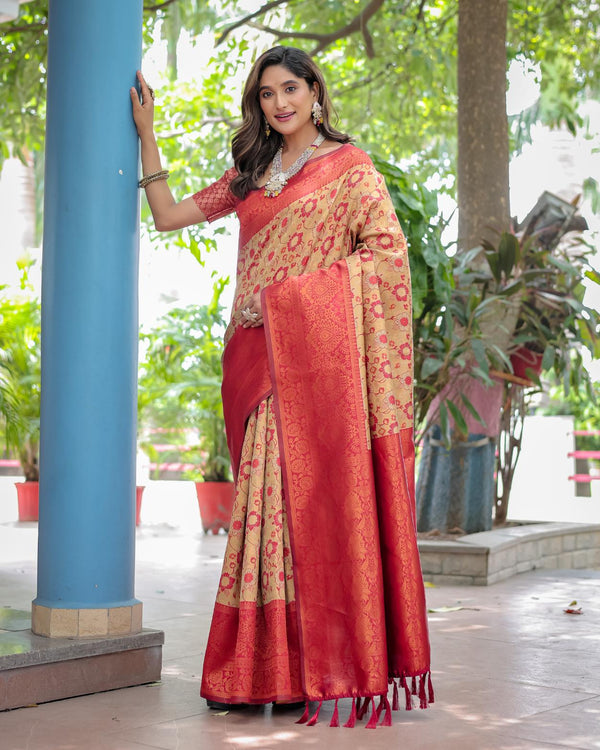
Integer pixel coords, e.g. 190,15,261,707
192,144,432,728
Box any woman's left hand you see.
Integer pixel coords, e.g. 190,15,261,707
240,293,263,328
130,70,155,138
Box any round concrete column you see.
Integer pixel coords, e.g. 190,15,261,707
33,0,144,638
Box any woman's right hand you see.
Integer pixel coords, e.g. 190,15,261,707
130,70,155,138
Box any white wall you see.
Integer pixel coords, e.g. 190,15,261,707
508,415,600,523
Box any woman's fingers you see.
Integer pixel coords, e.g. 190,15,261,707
129,85,141,109
239,292,264,327
130,71,155,135
240,300,263,328
131,70,154,108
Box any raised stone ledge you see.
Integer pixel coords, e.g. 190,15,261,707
0,627,164,671
0,627,164,711
418,522,600,586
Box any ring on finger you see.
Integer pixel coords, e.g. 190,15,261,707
148,86,155,101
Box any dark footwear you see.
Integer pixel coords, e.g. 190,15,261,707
272,700,306,710
207,699,248,710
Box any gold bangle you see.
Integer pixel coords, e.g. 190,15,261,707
139,170,169,188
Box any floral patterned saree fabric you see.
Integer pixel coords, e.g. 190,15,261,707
193,145,432,718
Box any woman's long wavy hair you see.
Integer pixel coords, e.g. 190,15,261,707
229,46,351,200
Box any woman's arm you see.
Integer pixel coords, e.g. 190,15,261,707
130,70,207,230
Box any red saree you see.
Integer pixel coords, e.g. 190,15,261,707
193,145,432,724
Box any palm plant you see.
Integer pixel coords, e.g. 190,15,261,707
138,278,231,482
0,288,41,482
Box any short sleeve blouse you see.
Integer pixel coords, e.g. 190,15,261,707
191,167,239,223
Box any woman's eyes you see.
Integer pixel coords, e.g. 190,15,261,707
261,86,297,98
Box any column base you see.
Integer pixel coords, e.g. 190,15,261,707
0,620,163,711
32,602,143,638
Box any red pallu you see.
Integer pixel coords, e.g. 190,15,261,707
217,258,431,707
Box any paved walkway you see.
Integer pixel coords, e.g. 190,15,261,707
1,479,599,749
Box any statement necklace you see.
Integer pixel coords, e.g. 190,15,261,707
264,133,325,198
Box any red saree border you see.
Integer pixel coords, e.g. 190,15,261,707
200,600,303,704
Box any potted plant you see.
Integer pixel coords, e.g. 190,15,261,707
0,265,41,521
138,278,234,533
477,193,600,523
480,192,597,386
377,164,599,532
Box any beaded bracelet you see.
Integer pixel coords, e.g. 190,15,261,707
139,169,169,189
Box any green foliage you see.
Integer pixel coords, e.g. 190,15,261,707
138,276,231,481
476,193,600,395
0,262,41,481
542,378,600,455
3,1,599,195
0,0,48,170
376,156,476,435
381,159,599,440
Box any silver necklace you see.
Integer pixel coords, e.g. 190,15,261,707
264,133,325,198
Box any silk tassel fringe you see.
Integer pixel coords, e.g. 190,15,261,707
357,696,370,721
392,679,400,710
296,671,433,730
376,695,385,720
381,695,392,727
365,698,378,729
343,697,357,728
401,675,413,710
306,700,323,726
329,699,339,727
295,701,310,724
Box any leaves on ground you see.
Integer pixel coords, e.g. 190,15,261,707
564,600,583,615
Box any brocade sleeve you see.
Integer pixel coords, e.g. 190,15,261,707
192,167,239,223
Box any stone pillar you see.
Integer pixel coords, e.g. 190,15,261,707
33,0,143,638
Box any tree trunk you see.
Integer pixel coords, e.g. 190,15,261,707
416,0,514,534
457,0,510,253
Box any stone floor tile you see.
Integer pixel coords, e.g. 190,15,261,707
499,695,600,749
2,480,600,749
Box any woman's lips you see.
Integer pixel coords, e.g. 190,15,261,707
275,112,294,121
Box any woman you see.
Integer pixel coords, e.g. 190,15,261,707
131,45,432,728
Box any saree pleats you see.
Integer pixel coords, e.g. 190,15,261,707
201,398,303,703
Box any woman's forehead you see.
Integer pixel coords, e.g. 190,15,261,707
259,64,303,89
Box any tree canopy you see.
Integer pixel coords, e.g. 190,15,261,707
2,0,599,189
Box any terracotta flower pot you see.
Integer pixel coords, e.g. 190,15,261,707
195,481,235,534
136,485,145,526
15,481,39,522
510,346,543,381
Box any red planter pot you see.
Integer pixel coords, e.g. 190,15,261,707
15,481,39,522
195,481,235,534
15,483,145,525
510,346,543,381
136,485,145,526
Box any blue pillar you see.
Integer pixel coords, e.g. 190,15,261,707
34,0,143,624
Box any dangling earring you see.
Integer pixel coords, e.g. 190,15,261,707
264,117,271,137
312,101,323,127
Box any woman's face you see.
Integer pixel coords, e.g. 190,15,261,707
258,64,318,140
